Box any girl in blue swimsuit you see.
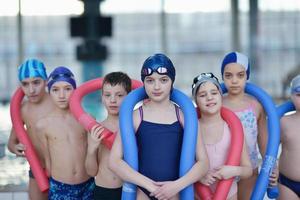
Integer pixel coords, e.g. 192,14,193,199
110,53,208,200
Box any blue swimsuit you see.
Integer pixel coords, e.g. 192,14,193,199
136,105,183,199
49,177,94,200
279,173,300,197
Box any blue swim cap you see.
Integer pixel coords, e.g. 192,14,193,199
18,59,47,81
221,52,250,80
291,74,300,94
47,66,76,91
141,53,176,82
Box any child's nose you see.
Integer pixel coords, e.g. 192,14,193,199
59,90,65,98
110,96,116,102
29,84,35,93
232,76,238,83
154,81,160,89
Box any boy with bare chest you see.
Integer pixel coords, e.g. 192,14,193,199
36,66,94,199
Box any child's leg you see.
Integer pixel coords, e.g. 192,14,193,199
237,169,258,200
278,183,299,200
28,178,48,200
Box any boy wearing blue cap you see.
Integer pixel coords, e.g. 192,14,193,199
110,53,209,200
221,52,277,199
8,58,53,200
36,66,94,200
278,75,300,199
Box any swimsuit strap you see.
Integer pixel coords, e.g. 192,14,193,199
139,106,144,121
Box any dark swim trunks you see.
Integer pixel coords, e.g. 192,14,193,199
49,177,95,200
279,173,300,197
94,185,122,200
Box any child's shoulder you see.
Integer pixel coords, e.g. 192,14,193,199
244,94,264,111
280,113,300,140
244,94,259,105
281,112,300,125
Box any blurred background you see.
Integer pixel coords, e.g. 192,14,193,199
1,0,300,199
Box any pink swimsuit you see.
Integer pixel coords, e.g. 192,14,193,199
205,123,237,199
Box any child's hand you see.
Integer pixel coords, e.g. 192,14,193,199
145,180,160,194
200,171,217,186
13,143,26,157
213,165,237,180
269,166,279,187
87,124,104,151
150,181,180,200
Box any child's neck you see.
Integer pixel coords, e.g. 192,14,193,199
53,106,70,116
227,92,245,103
106,114,119,122
102,114,119,132
147,98,172,109
200,112,223,125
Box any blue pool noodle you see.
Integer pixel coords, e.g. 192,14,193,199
221,83,280,200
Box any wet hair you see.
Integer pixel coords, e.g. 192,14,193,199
103,72,131,94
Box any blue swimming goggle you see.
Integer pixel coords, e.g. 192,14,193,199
141,66,169,77
48,72,74,83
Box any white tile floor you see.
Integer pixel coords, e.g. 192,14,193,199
0,192,28,200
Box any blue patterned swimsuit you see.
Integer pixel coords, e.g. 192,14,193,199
234,102,259,169
49,177,95,200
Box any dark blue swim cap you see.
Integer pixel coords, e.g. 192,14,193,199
221,52,250,80
141,53,176,83
47,66,76,91
18,58,47,81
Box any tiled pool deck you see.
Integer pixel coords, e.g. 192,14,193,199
0,131,29,200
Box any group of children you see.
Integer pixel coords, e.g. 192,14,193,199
6,52,300,200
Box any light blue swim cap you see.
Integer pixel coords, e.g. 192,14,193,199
18,59,47,81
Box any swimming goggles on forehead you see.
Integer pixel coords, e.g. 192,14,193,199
192,73,219,88
141,66,169,76
48,73,74,82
